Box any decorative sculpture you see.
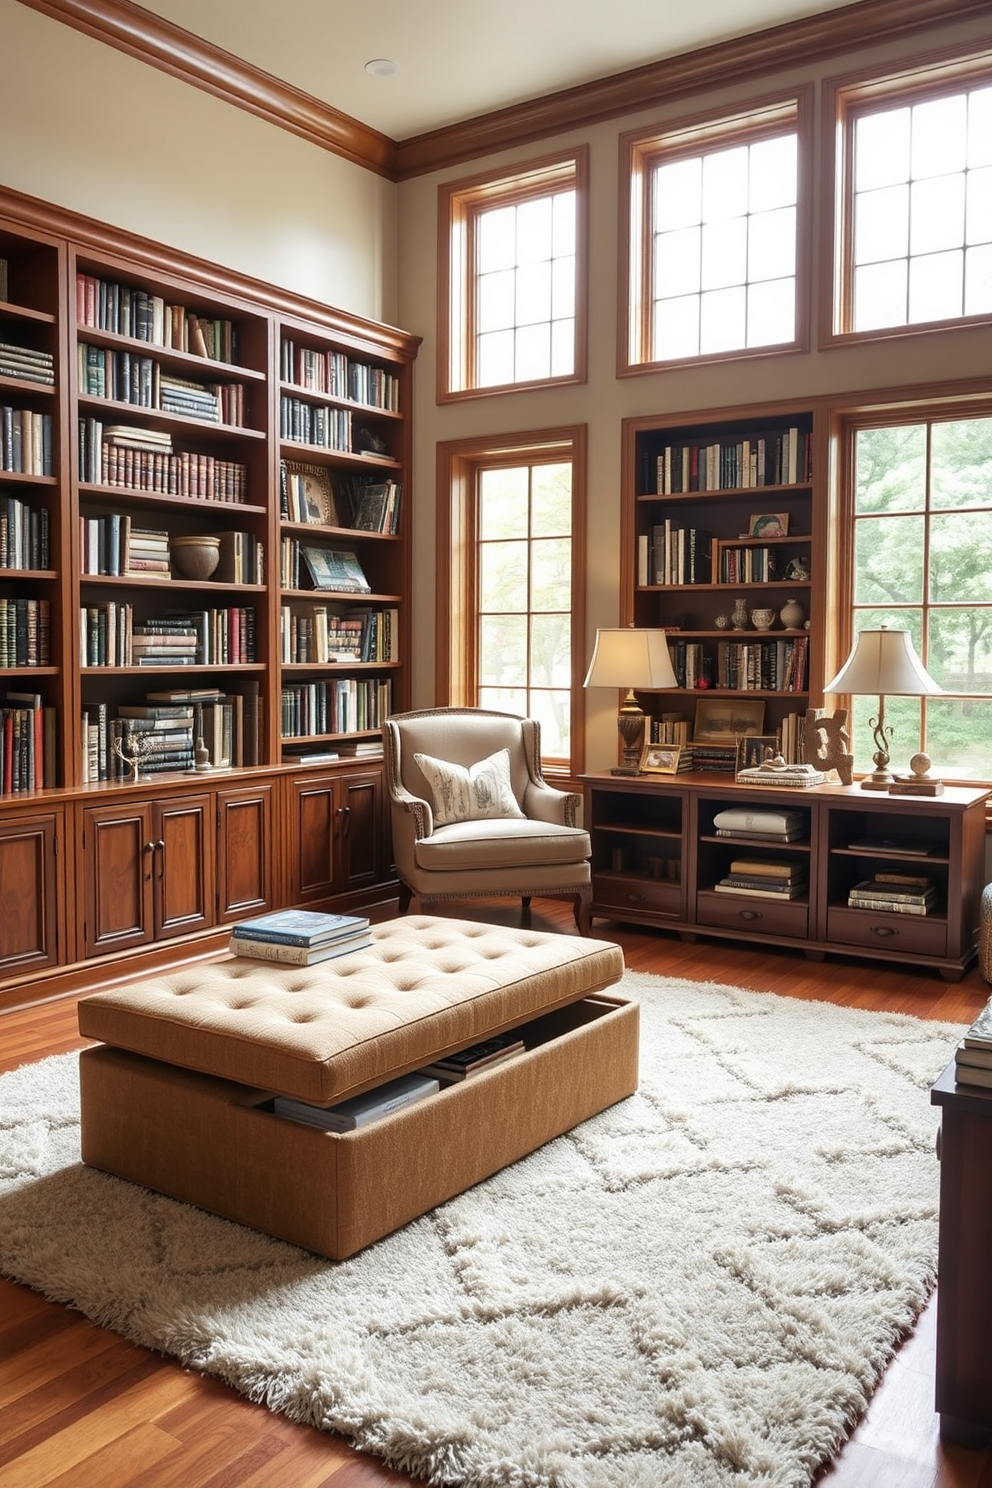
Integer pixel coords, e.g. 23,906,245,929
805,708,854,786
112,726,150,784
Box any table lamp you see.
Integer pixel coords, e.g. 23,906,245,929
824,626,942,791
583,628,678,774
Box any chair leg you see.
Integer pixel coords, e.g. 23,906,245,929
573,887,592,937
397,881,413,915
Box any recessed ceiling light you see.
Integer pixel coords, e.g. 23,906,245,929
365,58,399,78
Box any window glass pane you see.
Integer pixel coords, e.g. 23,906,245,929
478,685,528,715
479,614,526,684
701,217,747,289
477,205,516,272
968,87,992,168
552,191,576,255
516,261,552,326
699,284,746,353
516,196,553,264
931,417,992,507
748,134,797,212
747,276,794,346
850,693,920,775
855,108,910,191
853,260,907,329
531,463,572,537
908,248,963,322
479,539,528,612
855,425,926,513
477,328,514,386
912,94,967,179
530,537,571,611
854,185,909,265
966,165,992,244
928,608,992,691
656,226,701,297
853,515,925,604
550,317,574,377
965,243,992,314
514,322,551,382
477,269,515,333
748,206,796,281
654,294,700,359
655,158,702,231
527,687,570,755
551,255,575,319
702,146,749,222
479,467,528,538
929,514,992,603
926,697,992,779
530,613,572,686
910,175,965,257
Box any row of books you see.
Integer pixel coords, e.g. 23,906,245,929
0,340,55,385
280,604,398,665
0,597,51,666
1,494,49,570
76,273,238,362
79,605,257,668
80,685,260,781
716,544,782,584
714,856,807,901
640,522,711,586
1,406,54,475
280,340,399,411
714,637,809,693
78,418,248,501
280,396,352,451
280,676,392,738
80,515,263,584
954,1000,992,1091
78,345,247,426
282,541,370,594
847,873,937,916
1,692,56,794
649,428,813,494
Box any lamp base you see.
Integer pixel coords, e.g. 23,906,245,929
859,775,892,791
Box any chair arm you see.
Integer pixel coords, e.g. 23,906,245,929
523,780,581,827
391,787,434,841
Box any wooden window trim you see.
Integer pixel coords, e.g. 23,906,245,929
435,426,587,773
618,87,812,378
437,149,589,404
821,44,992,351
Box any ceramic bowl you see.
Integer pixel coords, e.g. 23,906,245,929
750,608,775,630
170,535,221,580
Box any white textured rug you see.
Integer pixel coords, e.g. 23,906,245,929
0,974,962,1488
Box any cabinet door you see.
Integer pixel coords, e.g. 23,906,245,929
289,773,340,903
82,802,154,957
216,783,272,920
0,811,63,976
338,769,384,891
154,794,214,939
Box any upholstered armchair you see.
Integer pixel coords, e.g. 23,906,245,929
384,707,592,934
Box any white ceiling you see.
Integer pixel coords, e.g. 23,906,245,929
136,0,859,141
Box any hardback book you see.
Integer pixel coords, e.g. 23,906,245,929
715,828,805,843
419,1033,526,1081
955,1043,992,1071
728,859,801,879
847,879,935,906
229,929,373,965
713,807,805,834
301,546,370,593
952,1063,992,1091
962,1000,992,1049
846,893,932,916
273,1072,440,1132
714,881,804,900
718,875,806,894
232,908,371,947
845,836,933,857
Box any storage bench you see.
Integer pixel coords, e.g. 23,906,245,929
77,915,636,1259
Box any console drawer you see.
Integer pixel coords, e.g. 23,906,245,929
826,906,947,958
593,874,682,919
696,890,809,938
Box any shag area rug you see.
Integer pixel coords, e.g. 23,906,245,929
0,973,963,1488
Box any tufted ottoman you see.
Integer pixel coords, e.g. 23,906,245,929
77,916,635,1258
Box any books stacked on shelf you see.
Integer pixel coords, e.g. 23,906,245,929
0,596,51,665
1,405,54,474
1,495,49,569
280,676,392,738
847,873,938,916
778,712,807,766
714,635,808,692
127,525,171,578
280,340,400,411
274,1071,439,1132
644,520,711,585
159,372,223,423
211,529,263,584
716,545,779,583
714,858,807,900
353,480,402,534
845,835,933,858
230,909,373,965
0,341,55,385
146,681,259,768
650,713,689,748
670,639,710,690
690,742,739,774
280,395,351,451
80,599,132,667
79,343,155,405
112,710,195,775
2,691,56,794
78,417,248,501
280,604,397,665
650,427,812,494
713,807,806,842
954,1001,992,1090
419,1031,526,1082
300,546,370,594
130,616,199,667
76,273,238,361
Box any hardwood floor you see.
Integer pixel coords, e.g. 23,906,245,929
3,899,991,1488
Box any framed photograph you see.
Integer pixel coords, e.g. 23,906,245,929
285,462,339,526
640,744,682,775
748,512,789,538
693,697,766,743
737,734,780,771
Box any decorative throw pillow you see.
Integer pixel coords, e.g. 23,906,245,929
413,747,525,826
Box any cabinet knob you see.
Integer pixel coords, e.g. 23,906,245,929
154,839,164,851
739,909,762,921
870,925,896,937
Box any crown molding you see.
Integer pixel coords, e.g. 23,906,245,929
394,0,992,178
16,0,398,179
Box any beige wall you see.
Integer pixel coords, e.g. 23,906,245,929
396,9,992,770
0,0,397,323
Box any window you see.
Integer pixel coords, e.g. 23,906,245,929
438,151,587,400
436,428,586,773
845,411,992,782
830,53,992,338
622,91,810,372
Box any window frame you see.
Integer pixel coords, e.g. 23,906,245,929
435,426,587,779
437,149,589,404
822,46,992,349
619,87,812,377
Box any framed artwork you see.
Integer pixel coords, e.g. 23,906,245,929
748,512,789,538
639,744,682,775
737,734,780,771
693,697,766,742
285,463,339,526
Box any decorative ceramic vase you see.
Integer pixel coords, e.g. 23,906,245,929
750,607,775,630
714,614,730,629
731,598,749,630
779,597,805,629
170,535,221,580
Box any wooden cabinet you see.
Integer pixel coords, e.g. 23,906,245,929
286,766,384,905
583,774,989,980
216,781,272,920
0,808,64,976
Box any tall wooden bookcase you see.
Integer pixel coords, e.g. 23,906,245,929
0,185,419,1007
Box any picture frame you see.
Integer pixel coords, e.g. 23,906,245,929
748,512,789,538
284,462,339,526
639,744,682,775
693,697,766,743
736,734,780,772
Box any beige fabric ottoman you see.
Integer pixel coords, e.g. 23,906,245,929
77,915,636,1259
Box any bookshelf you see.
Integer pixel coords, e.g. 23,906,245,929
0,186,418,1005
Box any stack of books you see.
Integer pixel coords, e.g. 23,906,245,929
691,742,739,774
712,807,806,842
419,1031,526,1082
714,857,807,900
847,873,937,916
274,1071,440,1132
954,1001,992,1090
0,340,55,385
230,908,372,965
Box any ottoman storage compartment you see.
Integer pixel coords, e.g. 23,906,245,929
78,917,635,1259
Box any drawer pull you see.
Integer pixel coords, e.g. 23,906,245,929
871,925,896,938
739,909,762,921
624,892,646,904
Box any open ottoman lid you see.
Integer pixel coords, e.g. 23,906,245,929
77,916,625,1104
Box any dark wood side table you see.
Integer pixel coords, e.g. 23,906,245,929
931,1060,992,1445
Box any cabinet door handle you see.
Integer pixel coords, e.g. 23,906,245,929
624,892,645,904
871,925,896,937
143,840,154,881
154,839,164,851
739,909,762,921
338,805,351,838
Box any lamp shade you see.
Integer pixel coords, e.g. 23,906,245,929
583,628,678,690
824,628,942,697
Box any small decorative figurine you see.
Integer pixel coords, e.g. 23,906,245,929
112,727,150,784
805,708,854,786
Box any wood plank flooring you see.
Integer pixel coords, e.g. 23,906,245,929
2,899,991,1487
